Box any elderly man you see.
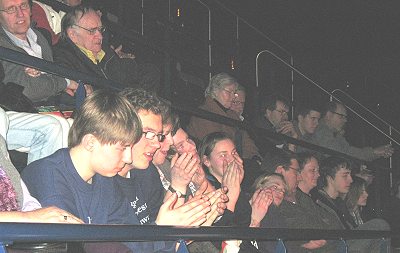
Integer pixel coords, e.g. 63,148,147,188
0,0,78,103
311,101,393,161
54,5,160,92
187,72,260,160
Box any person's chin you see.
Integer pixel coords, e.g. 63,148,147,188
133,160,150,170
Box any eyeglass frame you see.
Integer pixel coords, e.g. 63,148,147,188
219,87,238,97
142,131,165,142
331,111,347,119
287,166,301,175
0,2,30,14
274,109,289,115
269,185,286,195
73,24,106,35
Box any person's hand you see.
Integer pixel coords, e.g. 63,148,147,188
192,163,215,193
232,152,244,184
374,144,394,158
156,192,211,226
277,121,298,138
170,153,199,193
65,80,78,97
25,206,83,224
24,67,41,77
201,186,228,226
111,45,135,59
301,240,327,249
249,188,273,227
221,160,242,212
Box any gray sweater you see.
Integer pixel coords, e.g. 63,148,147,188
310,121,378,161
0,27,67,102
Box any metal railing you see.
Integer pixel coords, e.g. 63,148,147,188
0,223,396,253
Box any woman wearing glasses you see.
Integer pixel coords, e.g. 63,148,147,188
187,73,260,161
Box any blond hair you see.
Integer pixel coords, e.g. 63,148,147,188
68,90,142,147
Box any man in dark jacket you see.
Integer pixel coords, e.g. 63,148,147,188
53,5,160,92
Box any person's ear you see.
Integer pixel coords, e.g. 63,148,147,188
67,28,78,43
298,114,304,123
276,165,285,174
202,155,211,168
265,109,272,119
82,134,98,152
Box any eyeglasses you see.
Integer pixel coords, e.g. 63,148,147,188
288,166,301,175
274,109,289,115
73,24,106,35
220,87,238,97
142,131,165,142
331,111,347,119
0,2,30,14
269,185,286,195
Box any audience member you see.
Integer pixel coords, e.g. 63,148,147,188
0,0,80,104
199,132,249,226
345,176,369,227
0,107,66,164
187,72,260,160
21,90,141,224
252,173,287,252
313,156,390,253
154,113,214,198
255,94,297,152
0,134,82,223
54,5,160,93
117,88,167,225
31,0,81,45
199,132,263,253
293,103,321,153
0,61,68,164
261,150,329,252
22,90,158,252
231,85,246,121
311,101,394,161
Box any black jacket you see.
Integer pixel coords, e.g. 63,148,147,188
53,38,140,89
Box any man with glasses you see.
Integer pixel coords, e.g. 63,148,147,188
256,94,297,153
54,5,161,93
117,88,167,225
260,149,331,252
311,101,393,161
0,0,79,103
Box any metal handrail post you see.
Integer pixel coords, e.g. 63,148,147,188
193,0,212,80
275,239,287,253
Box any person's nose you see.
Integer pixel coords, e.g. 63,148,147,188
150,138,161,149
16,6,25,17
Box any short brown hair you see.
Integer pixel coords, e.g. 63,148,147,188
68,90,142,147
